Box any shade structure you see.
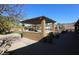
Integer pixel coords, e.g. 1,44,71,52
20,16,56,40
21,16,56,24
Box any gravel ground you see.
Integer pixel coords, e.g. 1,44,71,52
8,37,37,51
0,33,37,52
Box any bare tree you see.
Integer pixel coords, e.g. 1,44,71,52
0,4,23,21
0,4,24,34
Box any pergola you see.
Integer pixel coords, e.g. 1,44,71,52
21,16,56,40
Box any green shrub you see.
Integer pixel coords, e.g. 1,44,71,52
0,15,15,34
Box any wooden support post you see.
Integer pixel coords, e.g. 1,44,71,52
52,23,55,33
41,19,46,37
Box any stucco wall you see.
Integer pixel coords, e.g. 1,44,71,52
23,32,48,41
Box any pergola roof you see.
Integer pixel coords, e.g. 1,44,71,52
21,16,56,24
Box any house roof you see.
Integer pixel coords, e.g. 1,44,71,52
75,19,79,26
21,16,56,24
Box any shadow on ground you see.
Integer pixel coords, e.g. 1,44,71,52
8,32,79,55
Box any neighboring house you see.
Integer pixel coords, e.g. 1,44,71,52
75,20,79,32
62,23,75,31
57,23,75,32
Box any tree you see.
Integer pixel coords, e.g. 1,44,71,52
0,4,23,21
0,4,24,34
0,15,15,34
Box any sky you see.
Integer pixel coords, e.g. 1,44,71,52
22,4,79,23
